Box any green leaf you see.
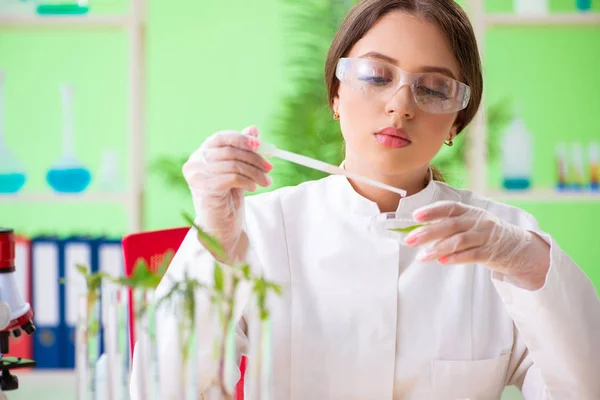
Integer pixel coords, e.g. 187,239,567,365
132,260,151,281
182,213,228,262
253,278,265,293
183,272,197,325
110,277,131,286
114,258,167,290
156,281,182,312
88,272,110,292
155,251,172,279
213,262,224,293
388,224,423,233
150,155,190,194
76,264,89,276
241,264,251,280
260,309,269,320
268,282,284,296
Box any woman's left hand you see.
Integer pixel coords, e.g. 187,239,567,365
404,201,551,290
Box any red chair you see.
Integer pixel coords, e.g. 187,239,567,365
122,227,246,399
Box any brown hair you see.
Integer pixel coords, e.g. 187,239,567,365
324,0,483,181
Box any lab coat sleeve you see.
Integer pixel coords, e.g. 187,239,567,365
492,227,600,399
129,226,253,400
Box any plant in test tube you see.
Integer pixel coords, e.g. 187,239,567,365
169,213,283,399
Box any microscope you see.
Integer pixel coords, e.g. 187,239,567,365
0,228,36,394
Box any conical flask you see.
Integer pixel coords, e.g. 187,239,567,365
0,70,27,194
46,84,91,194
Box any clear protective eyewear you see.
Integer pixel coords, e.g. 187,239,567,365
335,57,471,114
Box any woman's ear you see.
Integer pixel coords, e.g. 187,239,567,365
332,97,340,120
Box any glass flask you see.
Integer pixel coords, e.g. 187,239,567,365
46,84,92,194
97,149,122,192
0,70,27,194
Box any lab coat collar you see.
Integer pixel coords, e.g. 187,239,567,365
334,161,437,216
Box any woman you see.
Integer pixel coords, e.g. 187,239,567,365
132,0,600,398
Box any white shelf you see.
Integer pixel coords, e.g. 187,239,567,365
484,188,600,203
466,0,600,195
0,192,129,204
485,12,600,27
0,13,133,28
0,0,145,232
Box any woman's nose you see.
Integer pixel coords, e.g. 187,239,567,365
384,84,416,119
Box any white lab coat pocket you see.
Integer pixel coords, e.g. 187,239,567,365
430,353,509,400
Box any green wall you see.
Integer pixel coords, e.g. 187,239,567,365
0,0,289,236
484,0,600,289
0,0,598,287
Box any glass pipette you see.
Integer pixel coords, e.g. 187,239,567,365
258,142,407,197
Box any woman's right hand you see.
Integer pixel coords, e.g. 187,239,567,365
182,126,273,262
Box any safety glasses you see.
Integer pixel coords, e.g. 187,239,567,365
336,57,471,114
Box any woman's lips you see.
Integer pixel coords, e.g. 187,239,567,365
374,127,412,148
374,134,411,148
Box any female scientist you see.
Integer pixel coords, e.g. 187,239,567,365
131,0,600,398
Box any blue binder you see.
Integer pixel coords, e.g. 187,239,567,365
62,236,99,369
31,236,64,369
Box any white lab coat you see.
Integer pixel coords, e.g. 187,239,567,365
131,174,600,400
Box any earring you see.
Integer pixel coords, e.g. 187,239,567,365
444,138,454,147
333,110,340,120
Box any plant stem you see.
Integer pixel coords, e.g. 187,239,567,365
217,300,233,397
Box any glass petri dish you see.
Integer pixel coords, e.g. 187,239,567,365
371,211,425,245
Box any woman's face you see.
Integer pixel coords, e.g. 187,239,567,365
333,11,462,176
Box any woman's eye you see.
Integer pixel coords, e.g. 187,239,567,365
416,86,448,99
358,75,392,86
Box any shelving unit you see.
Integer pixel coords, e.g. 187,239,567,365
464,2,600,203
0,192,129,204
484,188,600,203
0,2,146,232
485,12,600,26
0,14,132,27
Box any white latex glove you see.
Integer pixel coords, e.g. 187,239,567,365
182,126,273,262
404,201,551,290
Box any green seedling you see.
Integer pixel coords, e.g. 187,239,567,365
112,256,169,291
70,213,284,399
61,265,111,336
182,213,229,262
181,212,284,398
388,224,424,233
